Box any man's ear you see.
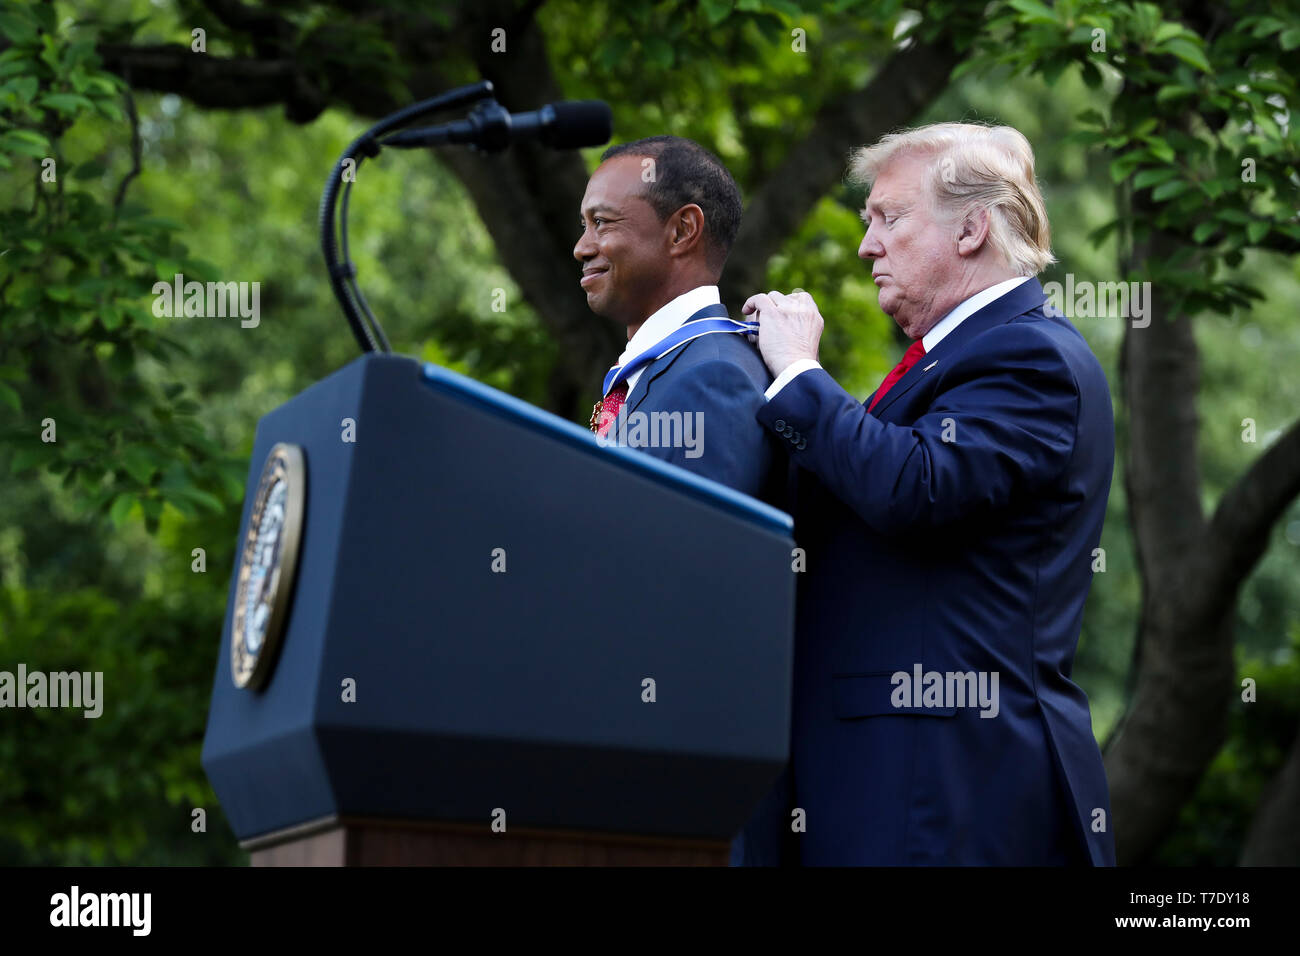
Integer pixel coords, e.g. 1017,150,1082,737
666,203,706,258
956,208,991,257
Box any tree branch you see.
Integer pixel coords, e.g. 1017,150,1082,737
112,86,141,218
195,0,296,52
96,43,327,120
720,36,964,306
1193,417,1300,616
93,3,966,415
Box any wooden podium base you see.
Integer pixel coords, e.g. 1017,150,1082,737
244,816,731,866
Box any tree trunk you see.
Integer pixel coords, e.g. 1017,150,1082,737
1105,206,1300,862
1104,226,1236,862
1240,717,1300,864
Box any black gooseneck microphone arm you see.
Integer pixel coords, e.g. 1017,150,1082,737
319,81,497,354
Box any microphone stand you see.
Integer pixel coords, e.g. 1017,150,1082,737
319,81,497,354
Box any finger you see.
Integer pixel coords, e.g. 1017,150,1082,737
746,293,780,318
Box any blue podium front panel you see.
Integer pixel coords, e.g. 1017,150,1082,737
203,354,795,842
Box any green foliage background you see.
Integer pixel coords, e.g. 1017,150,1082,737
1,0,1297,864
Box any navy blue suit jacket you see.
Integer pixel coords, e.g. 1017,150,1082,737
755,277,1116,865
612,328,784,506
606,326,790,865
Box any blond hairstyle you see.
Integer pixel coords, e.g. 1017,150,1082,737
848,123,1055,276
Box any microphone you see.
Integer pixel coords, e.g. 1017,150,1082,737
323,82,614,355
382,99,612,152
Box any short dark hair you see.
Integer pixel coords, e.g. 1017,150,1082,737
600,136,743,270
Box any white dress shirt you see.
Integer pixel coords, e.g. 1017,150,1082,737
613,285,721,397
763,276,1032,400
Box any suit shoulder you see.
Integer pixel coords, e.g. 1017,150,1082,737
674,332,773,388
966,313,1102,382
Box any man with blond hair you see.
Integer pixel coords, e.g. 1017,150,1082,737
742,123,1116,865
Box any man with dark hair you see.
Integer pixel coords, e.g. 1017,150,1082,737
576,135,779,501
574,136,790,864
597,136,743,273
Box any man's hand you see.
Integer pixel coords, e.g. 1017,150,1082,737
741,289,825,378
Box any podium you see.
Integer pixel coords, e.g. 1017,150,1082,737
201,354,795,865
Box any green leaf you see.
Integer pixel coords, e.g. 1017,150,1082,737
0,13,37,43
38,92,96,114
120,447,156,484
7,128,49,148
1245,220,1269,244
765,0,804,17
0,132,50,158
1216,208,1252,225
1151,179,1189,201
177,487,224,514
1280,28,1300,51
1145,137,1176,163
1110,152,1144,183
0,381,20,411
1153,22,1188,45
1133,167,1178,189
5,75,39,102
10,446,44,474
1155,84,1195,104
1192,221,1217,244
71,160,108,180
109,493,136,528
95,100,124,123
1201,178,1227,200
1157,37,1211,72
1250,17,1285,38
1008,0,1058,25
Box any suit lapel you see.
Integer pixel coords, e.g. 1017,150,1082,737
868,354,939,418
868,277,1048,419
624,334,696,416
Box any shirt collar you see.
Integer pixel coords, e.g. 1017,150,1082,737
617,285,721,366
921,276,1031,352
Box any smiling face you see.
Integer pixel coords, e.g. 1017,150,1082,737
573,155,679,331
858,153,965,340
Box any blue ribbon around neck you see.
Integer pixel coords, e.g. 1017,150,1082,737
602,303,757,396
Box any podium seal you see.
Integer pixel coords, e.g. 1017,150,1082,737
231,442,306,690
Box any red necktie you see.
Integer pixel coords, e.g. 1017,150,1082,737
592,383,629,437
867,339,926,413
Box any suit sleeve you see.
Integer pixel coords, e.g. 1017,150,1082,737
757,325,1080,535
626,358,774,500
